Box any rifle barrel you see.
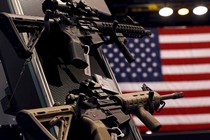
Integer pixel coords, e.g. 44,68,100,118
161,92,184,100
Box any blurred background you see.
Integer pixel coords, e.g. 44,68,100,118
0,0,210,140
105,0,210,27
104,0,210,140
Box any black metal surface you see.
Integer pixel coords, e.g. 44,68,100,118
0,125,23,140
48,53,108,104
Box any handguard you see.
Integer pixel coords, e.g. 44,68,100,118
111,90,184,131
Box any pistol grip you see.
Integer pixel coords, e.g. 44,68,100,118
68,41,88,69
82,117,112,140
136,106,161,131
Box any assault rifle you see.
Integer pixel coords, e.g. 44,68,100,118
40,0,151,67
0,0,151,67
16,75,184,140
0,0,151,86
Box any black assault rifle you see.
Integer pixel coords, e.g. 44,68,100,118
0,0,151,86
0,0,151,66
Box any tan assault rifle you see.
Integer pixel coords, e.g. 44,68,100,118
16,80,184,140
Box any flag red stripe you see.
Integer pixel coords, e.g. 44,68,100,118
160,42,210,50
157,26,210,132
154,107,210,115
138,124,210,132
161,58,210,65
163,73,210,81
123,90,210,98
159,124,210,132
158,26,210,34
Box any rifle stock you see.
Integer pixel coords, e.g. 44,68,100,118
16,105,74,140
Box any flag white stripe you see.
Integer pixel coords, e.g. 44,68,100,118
119,80,210,91
161,48,210,59
164,97,210,108
159,33,210,43
162,64,210,74
133,114,210,126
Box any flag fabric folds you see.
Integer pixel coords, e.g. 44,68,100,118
103,26,210,132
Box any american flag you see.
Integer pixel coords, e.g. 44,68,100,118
103,26,210,132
